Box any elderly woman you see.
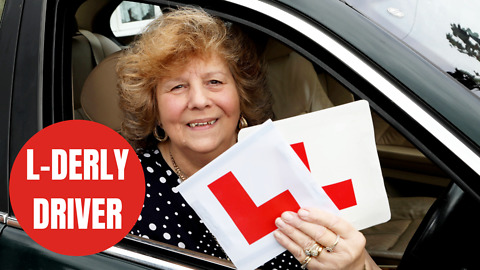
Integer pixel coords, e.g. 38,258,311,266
117,7,379,270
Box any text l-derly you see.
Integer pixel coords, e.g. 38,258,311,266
26,149,129,180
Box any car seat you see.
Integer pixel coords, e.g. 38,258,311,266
79,51,124,132
263,38,336,119
71,29,121,120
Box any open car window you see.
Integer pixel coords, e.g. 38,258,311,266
25,0,479,268
72,1,454,267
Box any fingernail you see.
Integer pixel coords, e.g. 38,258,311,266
298,208,310,218
281,211,294,222
275,217,286,228
273,230,284,239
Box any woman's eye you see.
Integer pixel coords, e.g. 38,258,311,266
208,80,222,85
171,85,184,91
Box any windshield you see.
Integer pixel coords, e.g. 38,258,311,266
345,0,480,97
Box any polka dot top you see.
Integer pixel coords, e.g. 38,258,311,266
131,146,301,269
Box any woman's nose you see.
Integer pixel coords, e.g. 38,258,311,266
187,84,211,110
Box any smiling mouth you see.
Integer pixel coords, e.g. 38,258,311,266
187,119,217,128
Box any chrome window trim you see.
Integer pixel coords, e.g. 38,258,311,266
6,216,20,228
0,214,229,269
113,235,235,269
1,214,229,269
104,246,196,270
226,0,480,176
0,211,7,224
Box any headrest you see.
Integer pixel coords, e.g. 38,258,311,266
264,39,334,119
80,51,124,132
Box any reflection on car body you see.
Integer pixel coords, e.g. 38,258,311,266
345,0,480,96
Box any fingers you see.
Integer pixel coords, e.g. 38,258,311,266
273,211,334,270
277,211,339,250
273,229,322,269
274,208,367,270
273,227,304,260
274,215,314,260
297,208,357,240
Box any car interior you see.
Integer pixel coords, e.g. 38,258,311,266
69,0,452,267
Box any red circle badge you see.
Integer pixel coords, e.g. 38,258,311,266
9,120,145,256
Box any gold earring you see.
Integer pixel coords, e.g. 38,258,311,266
238,115,248,130
153,126,168,142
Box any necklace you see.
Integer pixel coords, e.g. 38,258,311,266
169,149,188,181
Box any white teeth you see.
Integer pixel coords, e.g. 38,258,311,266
188,119,216,127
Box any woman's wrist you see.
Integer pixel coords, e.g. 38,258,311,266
363,250,381,270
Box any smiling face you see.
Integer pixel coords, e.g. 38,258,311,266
156,54,241,158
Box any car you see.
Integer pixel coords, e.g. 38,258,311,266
1,0,479,269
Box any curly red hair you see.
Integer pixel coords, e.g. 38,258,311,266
117,7,272,146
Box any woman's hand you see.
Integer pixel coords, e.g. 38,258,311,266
273,207,379,270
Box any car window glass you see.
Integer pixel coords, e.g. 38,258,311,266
345,0,480,96
0,0,5,26
110,1,162,37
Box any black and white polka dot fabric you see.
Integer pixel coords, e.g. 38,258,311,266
131,146,301,269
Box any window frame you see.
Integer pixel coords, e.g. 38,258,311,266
73,0,480,266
